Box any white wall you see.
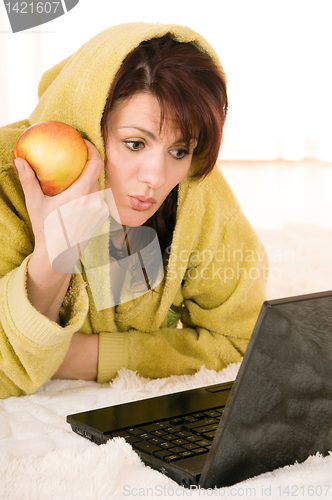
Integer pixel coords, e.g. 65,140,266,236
1,0,332,161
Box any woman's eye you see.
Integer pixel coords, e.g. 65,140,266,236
170,148,190,160
124,140,144,151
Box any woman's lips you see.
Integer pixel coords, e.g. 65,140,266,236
129,196,156,211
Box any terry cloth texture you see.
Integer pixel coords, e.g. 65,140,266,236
0,22,268,398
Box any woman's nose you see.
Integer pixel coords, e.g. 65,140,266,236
137,153,167,189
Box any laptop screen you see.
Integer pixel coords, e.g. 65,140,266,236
200,291,332,487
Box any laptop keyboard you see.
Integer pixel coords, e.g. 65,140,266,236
109,407,224,463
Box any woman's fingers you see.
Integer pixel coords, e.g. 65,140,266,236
84,138,103,162
75,139,104,188
14,157,45,205
51,139,105,205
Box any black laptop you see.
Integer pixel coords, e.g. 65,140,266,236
67,290,332,488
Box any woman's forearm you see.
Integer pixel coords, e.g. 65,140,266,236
15,141,106,324
27,246,72,322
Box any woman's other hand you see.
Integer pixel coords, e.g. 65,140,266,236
51,332,99,381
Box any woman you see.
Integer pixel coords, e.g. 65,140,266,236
0,22,268,398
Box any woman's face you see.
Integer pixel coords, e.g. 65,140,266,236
104,92,197,227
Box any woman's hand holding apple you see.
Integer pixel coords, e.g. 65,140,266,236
14,138,109,322
15,139,108,253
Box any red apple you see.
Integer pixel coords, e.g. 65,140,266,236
13,121,88,196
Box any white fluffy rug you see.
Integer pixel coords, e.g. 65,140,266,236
2,365,332,500
0,223,332,500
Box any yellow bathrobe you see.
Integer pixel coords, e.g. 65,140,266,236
0,22,268,398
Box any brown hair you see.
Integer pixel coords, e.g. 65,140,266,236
102,35,228,257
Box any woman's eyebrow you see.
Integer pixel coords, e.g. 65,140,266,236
118,126,156,140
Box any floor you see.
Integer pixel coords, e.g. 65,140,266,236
219,160,332,231
219,159,332,299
